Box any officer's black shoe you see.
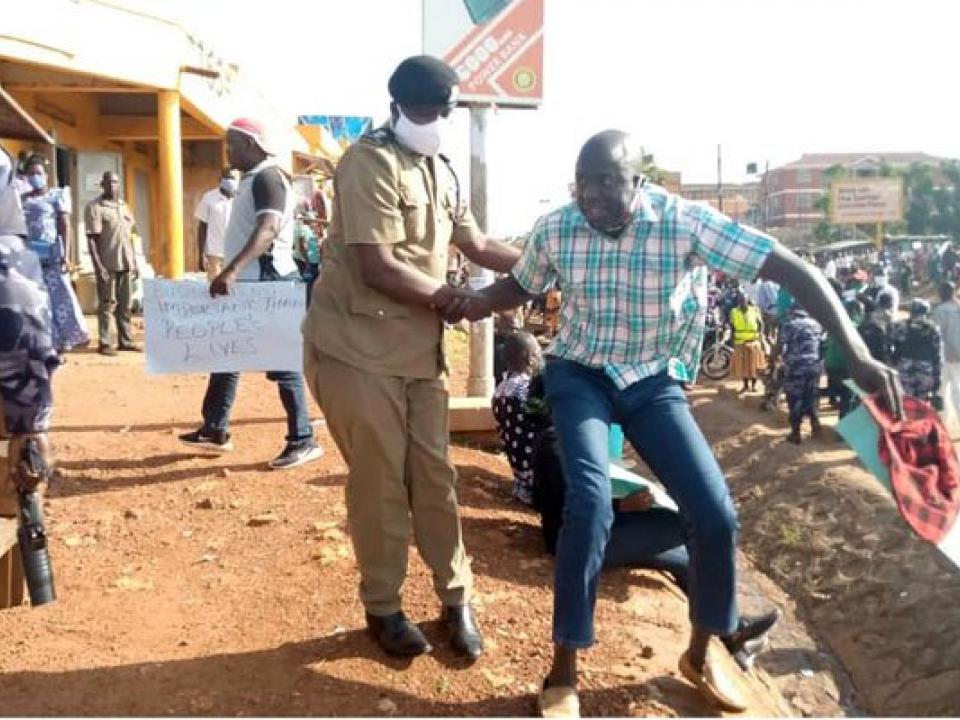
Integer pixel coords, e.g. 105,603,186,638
721,609,781,657
365,611,432,657
444,604,484,660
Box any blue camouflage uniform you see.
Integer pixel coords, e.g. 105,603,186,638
0,148,57,434
779,308,823,428
891,318,942,404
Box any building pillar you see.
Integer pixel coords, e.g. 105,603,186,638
157,89,184,279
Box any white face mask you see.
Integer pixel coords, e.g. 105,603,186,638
392,109,447,156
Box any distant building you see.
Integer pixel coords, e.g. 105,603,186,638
763,152,947,230
659,170,682,195
679,182,760,223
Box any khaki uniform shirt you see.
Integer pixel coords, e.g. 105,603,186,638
304,128,481,379
84,196,136,272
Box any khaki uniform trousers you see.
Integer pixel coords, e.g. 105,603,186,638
95,270,134,349
304,344,472,616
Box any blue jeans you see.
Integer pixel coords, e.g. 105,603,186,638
604,508,690,593
199,269,314,446
544,359,738,648
201,370,314,445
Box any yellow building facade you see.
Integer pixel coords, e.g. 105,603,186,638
0,0,318,280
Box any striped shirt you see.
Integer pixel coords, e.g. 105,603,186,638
512,185,777,388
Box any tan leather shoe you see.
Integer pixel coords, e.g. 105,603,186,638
679,650,748,713
538,684,579,718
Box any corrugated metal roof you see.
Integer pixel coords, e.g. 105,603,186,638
0,83,53,143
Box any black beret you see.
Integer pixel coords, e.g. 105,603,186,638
388,55,460,106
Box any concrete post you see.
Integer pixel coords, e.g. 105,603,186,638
157,89,184,279
467,104,495,398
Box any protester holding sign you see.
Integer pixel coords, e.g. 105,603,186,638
459,130,902,716
178,118,322,471
301,56,520,661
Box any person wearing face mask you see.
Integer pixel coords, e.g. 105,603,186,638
0,144,58,509
461,130,904,717
195,167,240,282
20,154,89,355
179,118,323,471
301,55,521,661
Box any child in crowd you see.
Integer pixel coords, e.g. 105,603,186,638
493,309,523,384
491,332,544,505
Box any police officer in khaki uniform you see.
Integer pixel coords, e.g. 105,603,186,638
302,56,520,659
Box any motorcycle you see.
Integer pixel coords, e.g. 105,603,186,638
700,315,734,381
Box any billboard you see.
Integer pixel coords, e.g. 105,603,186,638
297,116,373,147
423,0,544,106
830,178,904,224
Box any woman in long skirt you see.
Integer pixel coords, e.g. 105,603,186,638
20,154,90,354
729,291,766,392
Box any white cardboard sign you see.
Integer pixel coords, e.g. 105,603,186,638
143,279,305,374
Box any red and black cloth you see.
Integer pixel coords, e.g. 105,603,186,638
865,394,960,544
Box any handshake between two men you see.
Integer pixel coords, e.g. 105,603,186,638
432,282,504,324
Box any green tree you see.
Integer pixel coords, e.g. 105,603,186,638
933,160,960,237
904,162,935,234
900,159,960,238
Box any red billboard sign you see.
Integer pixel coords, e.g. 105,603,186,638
423,0,544,107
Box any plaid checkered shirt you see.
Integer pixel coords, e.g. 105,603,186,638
512,184,778,388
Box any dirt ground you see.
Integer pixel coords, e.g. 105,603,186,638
0,326,957,716
692,385,960,716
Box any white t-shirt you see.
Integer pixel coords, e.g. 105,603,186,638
194,188,234,258
223,160,297,281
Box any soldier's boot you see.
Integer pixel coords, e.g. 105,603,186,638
786,423,802,445
810,416,823,437
7,434,53,494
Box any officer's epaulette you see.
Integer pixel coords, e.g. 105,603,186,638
360,127,397,148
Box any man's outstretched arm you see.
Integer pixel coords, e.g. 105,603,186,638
759,244,903,418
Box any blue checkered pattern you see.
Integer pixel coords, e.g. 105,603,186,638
512,185,777,388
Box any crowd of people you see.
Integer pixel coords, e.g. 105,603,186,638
694,249,959,445
0,52,931,719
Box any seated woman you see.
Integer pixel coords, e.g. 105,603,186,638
524,370,780,669
492,332,543,505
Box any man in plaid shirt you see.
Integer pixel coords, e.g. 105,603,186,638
461,130,902,716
